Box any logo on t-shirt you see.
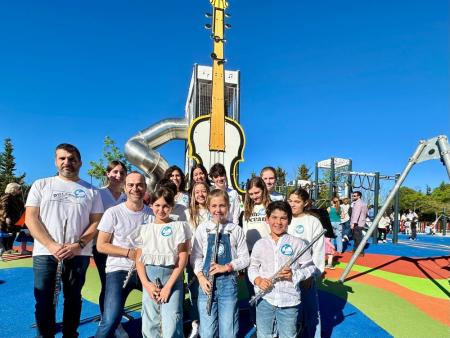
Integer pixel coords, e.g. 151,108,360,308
217,242,225,257
257,208,266,216
295,224,304,234
280,244,294,256
51,189,87,203
161,226,173,237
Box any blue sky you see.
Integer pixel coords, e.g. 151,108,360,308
0,0,448,194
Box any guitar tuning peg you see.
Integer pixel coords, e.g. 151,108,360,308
225,24,232,29
225,12,231,18
204,24,212,29
205,13,212,18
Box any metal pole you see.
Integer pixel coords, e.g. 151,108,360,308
329,157,335,200
393,174,400,244
437,135,450,179
372,172,380,244
314,162,319,200
339,140,427,282
443,208,447,236
347,159,353,199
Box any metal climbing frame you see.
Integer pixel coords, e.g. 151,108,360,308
339,135,450,283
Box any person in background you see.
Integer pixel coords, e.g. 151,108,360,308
327,198,343,254
96,160,128,335
0,182,25,255
377,213,390,243
350,191,368,256
188,163,212,195
164,165,190,209
260,166,284,201
26,143,103,337
340,197,351,243
209,163,241,225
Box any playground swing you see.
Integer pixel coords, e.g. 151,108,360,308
339,135,450,283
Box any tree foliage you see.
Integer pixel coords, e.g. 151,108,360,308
275,166,287,186
0,138,26,195
297,164,311,181
88,136,132,186
397,183,450,221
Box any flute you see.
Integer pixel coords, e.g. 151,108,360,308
249,229,327,306
206,221,220,316
122,261,136,289
53,219,68,309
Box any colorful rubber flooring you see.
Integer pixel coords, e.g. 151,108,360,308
0,234,448,337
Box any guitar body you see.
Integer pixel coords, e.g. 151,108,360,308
188,115,245,193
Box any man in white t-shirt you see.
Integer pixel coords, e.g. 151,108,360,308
25,143,103,338
260,166,285,202
95,172,154,338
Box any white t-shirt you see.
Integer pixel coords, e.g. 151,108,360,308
226,188,241,225
175,192,190,208
340,204,350,223
185,207,210,236
242,204,270,251
99,187,127,210
287,213,325,274
130,221,192,266
270,191,285,202
98,203,154,273
26,176,104,256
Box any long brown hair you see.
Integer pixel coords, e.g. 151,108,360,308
189,182,210,229
244,177,270,221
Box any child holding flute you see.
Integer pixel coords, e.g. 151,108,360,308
248,201,318,338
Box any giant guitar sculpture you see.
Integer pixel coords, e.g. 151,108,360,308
188,0,245,193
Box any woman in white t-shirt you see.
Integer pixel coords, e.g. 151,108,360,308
95,160,127,317
242,177,271,252
164,165,189,208
134,187,191,338
287,188,325,338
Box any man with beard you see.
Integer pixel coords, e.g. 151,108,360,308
26,143,103,337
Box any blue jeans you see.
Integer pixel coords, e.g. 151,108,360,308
92,245,107,315
186,263,199,322
342,220,351,238
256,299,298,338
33,255,89,338
141,265,184,338
95,269,141,338
299,279,321,338
331,222,343,253
197,273,239,338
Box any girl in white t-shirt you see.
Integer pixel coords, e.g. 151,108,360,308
287,188,325,338
133,187,191,338
184,181,210,336
242,177,271,252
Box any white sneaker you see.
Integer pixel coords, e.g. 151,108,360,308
188,320,199,338
114,324,129,338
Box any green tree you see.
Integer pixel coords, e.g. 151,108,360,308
88,136,132,186
297,164,311,181
0,138,26,194
275,166,287,186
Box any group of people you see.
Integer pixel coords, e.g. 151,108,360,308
24,143,371,338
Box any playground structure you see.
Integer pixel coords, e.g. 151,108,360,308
125,0,244,192
339,134,450,282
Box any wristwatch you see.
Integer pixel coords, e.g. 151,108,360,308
77,240,86,249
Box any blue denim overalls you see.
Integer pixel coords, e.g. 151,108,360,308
198,227,239,338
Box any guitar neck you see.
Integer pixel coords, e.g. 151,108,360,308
209,5,226,151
